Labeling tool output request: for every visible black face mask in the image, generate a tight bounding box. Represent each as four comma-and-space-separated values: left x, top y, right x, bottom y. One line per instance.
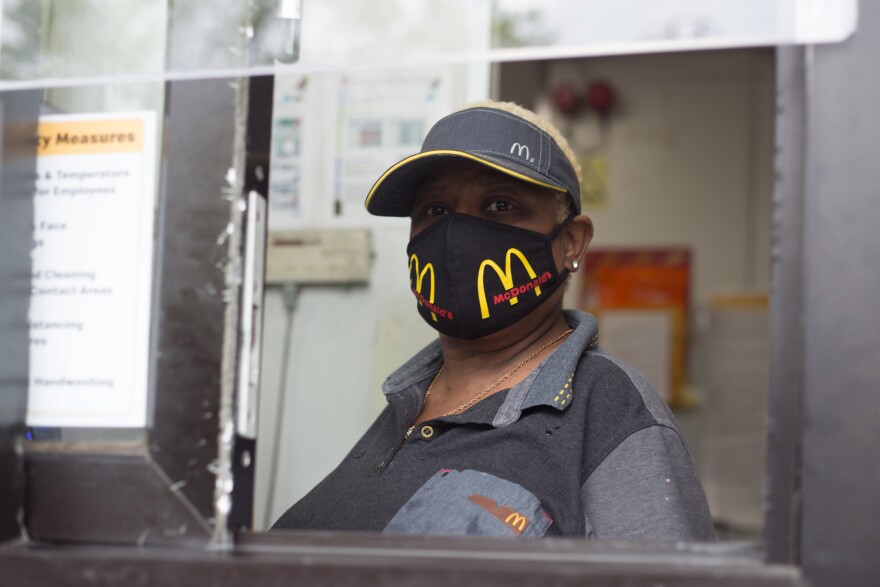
406, 213, 569, 339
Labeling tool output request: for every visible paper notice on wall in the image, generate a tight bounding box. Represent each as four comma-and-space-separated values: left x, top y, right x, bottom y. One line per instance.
701, 294, 769, 531
599, 309, 673, 402
333, 69, 452, 222
269, 74, 310, 222
577, 154, 609, 210
578, 249, 690, 406
27, 112, 157, 428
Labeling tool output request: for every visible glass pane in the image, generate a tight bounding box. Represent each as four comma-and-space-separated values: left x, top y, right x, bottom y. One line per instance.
256, 49, 774, 542
24, 81, 165, 443
0, 0, 291, 85
0, 0, 856, 89
1, 0, 826, 542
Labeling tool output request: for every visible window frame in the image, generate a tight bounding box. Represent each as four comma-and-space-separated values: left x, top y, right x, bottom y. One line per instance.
6, 4, 880, 577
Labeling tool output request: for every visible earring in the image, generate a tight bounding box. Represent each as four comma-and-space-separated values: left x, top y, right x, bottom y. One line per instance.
572, 260, 579, 270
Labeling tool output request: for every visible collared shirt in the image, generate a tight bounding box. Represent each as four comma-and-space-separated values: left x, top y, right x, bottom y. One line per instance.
273, 310, 714, 540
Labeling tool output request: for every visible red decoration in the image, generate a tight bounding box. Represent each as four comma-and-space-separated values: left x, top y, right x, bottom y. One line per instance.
586, 82, 615, 116
551, 83, 580, 117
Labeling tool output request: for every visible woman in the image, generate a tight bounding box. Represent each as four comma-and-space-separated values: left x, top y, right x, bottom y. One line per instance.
273, 101, 714, 540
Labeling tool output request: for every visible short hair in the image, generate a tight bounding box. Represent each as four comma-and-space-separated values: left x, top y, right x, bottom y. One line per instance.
461, 100, 581, 223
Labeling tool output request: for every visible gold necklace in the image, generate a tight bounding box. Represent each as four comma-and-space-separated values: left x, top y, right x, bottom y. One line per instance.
403, 329, 573, 442
427, 328, 574, 416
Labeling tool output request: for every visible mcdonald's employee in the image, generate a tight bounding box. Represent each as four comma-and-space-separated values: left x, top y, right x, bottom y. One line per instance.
273, 101, 714, 540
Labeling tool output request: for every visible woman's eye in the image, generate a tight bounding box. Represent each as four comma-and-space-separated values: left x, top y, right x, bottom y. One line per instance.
486, 199, 513, 212
424, 204, 448, 217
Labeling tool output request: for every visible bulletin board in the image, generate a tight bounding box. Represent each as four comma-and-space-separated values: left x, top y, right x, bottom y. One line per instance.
267, 68, 456, 230
577, 248, 692, 407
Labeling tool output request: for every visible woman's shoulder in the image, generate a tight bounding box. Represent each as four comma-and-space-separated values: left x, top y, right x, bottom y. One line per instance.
573, 347, 677, 428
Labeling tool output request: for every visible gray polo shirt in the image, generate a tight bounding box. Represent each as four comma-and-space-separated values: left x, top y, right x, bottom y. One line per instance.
273, 310, 714, 540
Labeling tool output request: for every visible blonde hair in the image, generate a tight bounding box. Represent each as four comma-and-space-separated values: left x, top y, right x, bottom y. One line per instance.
460, 100, 581, 223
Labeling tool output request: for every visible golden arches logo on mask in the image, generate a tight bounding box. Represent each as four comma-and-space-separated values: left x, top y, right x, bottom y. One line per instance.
408, 254, 453, 321
477, 248, 552, 320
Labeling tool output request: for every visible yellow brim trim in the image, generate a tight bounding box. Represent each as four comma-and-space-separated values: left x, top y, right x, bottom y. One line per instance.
364, 150, 567, 213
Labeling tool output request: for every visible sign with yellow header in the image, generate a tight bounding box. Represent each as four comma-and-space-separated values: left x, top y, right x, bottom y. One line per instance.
37, 118, 145, 156
27, 112, 157, 428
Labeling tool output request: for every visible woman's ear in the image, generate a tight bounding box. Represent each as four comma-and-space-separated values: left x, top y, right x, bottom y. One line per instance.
564, 215, 593, 272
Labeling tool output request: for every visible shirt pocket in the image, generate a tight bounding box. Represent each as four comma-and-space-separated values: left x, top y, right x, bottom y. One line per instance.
383, 469, 553, 538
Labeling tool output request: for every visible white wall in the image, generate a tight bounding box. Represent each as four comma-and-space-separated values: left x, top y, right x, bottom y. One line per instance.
505, 50, 775, 300
255, 226, 437, 528
256, 49, 776, 529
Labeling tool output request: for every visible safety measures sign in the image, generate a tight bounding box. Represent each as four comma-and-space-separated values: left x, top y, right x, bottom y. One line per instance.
27, 112, 157, 428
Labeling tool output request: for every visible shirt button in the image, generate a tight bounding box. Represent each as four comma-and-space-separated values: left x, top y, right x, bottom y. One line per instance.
420, 425, 434, 439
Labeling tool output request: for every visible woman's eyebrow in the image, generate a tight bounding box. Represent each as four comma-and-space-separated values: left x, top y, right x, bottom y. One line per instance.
480, 177, 530, 191
484, 182, 547, 200
412, 184, 446, 200
415, 175, 457, 192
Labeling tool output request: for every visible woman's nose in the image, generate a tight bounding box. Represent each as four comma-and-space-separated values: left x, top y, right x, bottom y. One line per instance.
448, 201, 482, 216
